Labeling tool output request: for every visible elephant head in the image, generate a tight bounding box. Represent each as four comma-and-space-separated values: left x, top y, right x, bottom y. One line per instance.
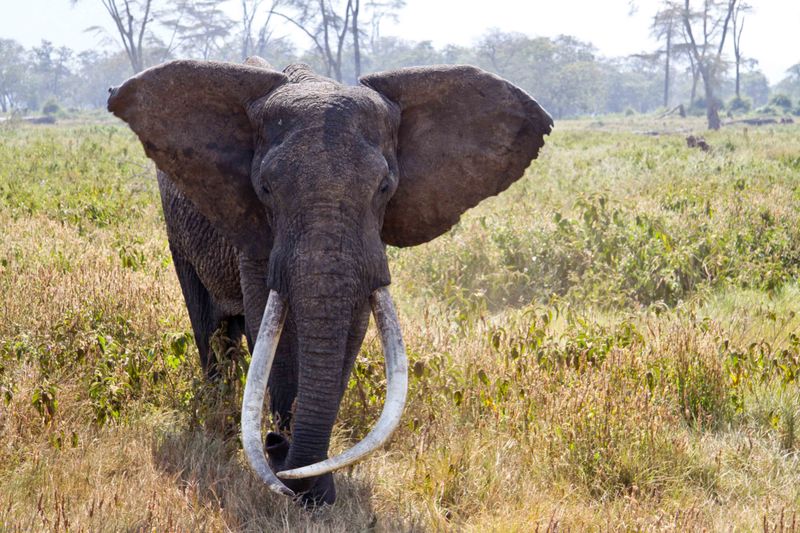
108, 59, 552, 504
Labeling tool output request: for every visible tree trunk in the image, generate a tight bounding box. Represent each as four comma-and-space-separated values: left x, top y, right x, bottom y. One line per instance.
680, 0, 737, 129
735, 58, 741, 99
685, 48, 698, 108
664, 29, 671, 108
700, 66, 721, 130
733, 7, 745, 99
103, 0, 149, 73
241, 0, 251, 60
706, 100, 720, 130
319, 0, 336, 79
53, 70, 60, 100
333, 0, 351, 83
351, 0, 361, 79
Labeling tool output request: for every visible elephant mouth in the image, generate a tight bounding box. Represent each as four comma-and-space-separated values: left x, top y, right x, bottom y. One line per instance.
240, 287, 408, 498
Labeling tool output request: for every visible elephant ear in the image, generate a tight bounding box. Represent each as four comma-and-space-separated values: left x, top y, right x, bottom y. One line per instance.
361, 65, 553, 247
108, 60, 287, 257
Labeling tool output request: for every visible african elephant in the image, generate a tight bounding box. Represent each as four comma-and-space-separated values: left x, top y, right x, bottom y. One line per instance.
107, 57, 552, 506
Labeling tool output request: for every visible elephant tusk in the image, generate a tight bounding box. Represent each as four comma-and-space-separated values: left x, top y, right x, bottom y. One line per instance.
241, 290, 295, 498
276, 286, 408, 480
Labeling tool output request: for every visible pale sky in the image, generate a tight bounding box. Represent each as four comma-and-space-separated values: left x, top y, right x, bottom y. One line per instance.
1, 0, 797, 83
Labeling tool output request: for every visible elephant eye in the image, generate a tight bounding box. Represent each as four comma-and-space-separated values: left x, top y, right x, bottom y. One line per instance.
261, 182, 271, 195
379, 177, 390, 194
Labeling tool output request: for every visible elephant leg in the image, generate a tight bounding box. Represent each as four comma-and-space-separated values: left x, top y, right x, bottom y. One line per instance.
239, 258, 298, 434
242, 311, 297, 432
223, 314, 247, 370
171, 250, 231, 379
226, 315, 247, 352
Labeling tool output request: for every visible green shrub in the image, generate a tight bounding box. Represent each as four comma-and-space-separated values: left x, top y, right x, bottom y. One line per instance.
42, 100, 61, 115
769, 94, 793, 111
728, 96, 751, 113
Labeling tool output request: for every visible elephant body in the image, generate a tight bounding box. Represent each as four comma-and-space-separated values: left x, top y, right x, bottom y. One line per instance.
109, 59, 552, 505
158, 152, 367, 503
158, 172, 244, 338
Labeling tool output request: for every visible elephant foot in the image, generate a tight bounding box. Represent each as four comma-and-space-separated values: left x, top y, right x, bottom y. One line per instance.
265, 432, 336, 507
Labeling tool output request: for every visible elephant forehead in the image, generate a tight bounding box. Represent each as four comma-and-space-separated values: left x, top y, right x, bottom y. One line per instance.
261, 84, 399, 132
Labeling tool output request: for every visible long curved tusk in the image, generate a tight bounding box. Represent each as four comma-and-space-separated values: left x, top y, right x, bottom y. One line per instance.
241, 290, 295, 497
276, 286, 408, 480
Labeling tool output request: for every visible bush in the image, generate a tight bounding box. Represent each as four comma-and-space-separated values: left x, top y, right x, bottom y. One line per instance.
728, 96, 751, 113
769, 94, 793, 111
42, 100, 61, 115
690, 97, 724, 116
689, 98, 707, 116
624, 107, 636, 117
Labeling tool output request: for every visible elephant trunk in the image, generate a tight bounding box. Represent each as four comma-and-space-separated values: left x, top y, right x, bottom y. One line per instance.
283, 271, 358, 472
240, 229, 408, 501
277, 286, 407, 479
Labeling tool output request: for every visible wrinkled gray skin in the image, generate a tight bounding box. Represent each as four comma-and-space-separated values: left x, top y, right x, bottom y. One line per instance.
108, 58, 552, 506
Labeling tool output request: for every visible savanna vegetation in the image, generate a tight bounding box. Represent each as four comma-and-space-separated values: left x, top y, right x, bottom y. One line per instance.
1, 116, 800, 530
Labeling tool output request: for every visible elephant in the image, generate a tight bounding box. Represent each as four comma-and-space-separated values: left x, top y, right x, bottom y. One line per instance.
107, 57, 552, 506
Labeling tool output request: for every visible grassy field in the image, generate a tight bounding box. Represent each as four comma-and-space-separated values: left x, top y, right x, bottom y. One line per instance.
1, 115, 800, 531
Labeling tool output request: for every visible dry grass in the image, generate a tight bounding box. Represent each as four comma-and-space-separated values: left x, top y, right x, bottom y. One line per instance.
1, 120, 800, 531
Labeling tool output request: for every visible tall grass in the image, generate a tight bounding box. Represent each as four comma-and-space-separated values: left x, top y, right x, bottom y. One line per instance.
1, 119, 799, 530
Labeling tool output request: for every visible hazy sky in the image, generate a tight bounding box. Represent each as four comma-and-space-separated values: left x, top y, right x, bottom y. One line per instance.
1, 0, 797, 83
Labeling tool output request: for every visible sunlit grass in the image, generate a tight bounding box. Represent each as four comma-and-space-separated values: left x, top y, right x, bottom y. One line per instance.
1, 120, 799, 530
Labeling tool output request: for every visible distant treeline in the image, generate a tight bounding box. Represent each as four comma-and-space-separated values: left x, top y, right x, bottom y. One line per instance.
0, 30, 798, 118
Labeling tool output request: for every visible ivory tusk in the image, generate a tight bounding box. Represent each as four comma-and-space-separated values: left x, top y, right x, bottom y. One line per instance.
240, 290, 295, 497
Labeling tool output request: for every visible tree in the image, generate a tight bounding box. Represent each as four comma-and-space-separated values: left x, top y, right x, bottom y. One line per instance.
270, 0, 404, 82
0, 39, 27, 112
75, 0, 157, 73
469, 31, 631, 119
477, 30, 525, 73
775, 63, 800, 102
31, 41, 74, 102
670, 39, 701, 106
549, 61, 606, 117
787, 63, 800, 82
366, 36, 443, 73
240, 0, 286, 60
679, 0, 738, 130
74, 50, 132, 107
730, 1, 751, 99
474, 32, 553, 102
741, 70, 768, 106
607, 55, 662, 113
270, 0, 354, 81
161, 0, 235, 60
652, 2, 682, 107
351, 1, 404, 78
241, 0, 262, 59
350, 0, 361, 77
